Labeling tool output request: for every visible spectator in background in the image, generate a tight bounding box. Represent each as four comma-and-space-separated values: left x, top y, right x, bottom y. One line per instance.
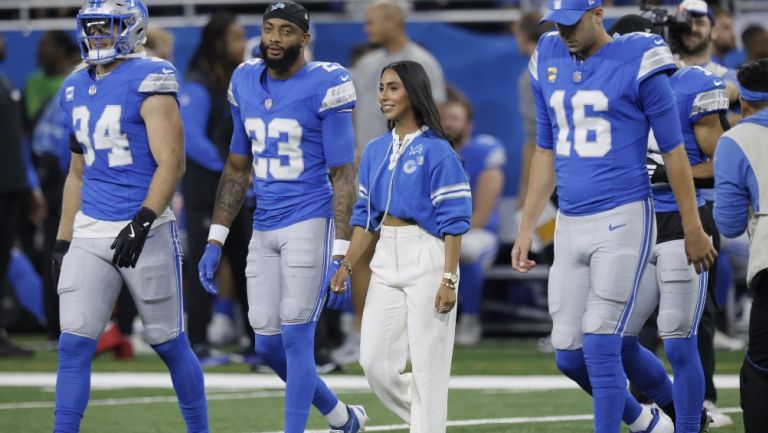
0, 33, 34, 357
513, 10, 550, 210
179, 13, 251, 365
440, 87, 506, 346
353, 0, 446, 150
742, 25, 768, 62
145, 26, 175, 62
712, 59, 768, 433
674, 0, 739, 103
710, 8, 744, 69
24, 31, 79, 133
27, 31, 79, 344
335, 0, 446, 367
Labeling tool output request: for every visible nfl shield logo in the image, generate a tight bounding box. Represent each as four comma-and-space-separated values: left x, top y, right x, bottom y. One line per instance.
88, 84, 97, 96
264, 98, 273, 109
572, 71, 582, 83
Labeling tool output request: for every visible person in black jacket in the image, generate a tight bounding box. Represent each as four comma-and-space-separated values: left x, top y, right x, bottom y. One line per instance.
179, 13, 251, 362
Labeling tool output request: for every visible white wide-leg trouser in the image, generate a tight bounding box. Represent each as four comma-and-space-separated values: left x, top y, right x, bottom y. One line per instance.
359, 225, 457, 433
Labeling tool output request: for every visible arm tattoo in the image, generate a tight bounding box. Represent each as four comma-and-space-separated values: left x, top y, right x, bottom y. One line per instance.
329, 162, 356, 240
211, 169, 249, 227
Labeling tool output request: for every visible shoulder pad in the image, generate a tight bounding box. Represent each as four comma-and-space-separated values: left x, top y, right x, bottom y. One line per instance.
312, 62, 356, 113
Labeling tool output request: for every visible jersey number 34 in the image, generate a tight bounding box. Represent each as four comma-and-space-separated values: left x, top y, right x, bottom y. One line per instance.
549, 90, 611, 158
72, 105, 132, 167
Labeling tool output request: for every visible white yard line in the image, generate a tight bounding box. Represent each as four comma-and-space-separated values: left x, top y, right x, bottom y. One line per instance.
246, 407, 745, 433
0, 372, 742, 390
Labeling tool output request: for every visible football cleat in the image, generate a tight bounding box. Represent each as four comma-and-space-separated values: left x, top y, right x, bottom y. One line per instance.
330, 405, 368, 433
632, 407, 674, 433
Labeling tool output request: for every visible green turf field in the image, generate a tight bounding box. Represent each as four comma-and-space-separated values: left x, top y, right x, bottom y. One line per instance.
0, 338, 747, 432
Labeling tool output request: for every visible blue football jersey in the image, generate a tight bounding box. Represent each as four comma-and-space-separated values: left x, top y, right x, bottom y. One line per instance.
651, 66, 728, 212
60, 55, 180, 221
228, 59, 357, 231
530, 32, 677, 215
459, 134, 506, 232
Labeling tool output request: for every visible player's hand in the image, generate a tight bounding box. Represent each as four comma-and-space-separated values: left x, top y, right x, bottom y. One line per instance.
198, 243, 222, 295
110, 207, 156, 268
511, 232, 536, 273
684, 228, 717, 274
434, 283, 456, 314
51, 240, 70, 289
646, 153, 668, 185
325, 258, 351, 310
328, 261, 351, 310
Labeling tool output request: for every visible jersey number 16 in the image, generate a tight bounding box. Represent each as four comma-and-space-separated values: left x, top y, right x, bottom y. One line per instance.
549, 90, 611, 158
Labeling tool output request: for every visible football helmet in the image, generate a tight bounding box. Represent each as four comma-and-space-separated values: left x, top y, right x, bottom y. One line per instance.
76, 0, 148, 65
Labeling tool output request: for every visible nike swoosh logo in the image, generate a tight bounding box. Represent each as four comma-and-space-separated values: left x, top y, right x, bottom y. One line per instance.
654, 40, 664, 45
129, 225, 135, 239
162, 68, 174, 74
714, 81, 722, 86
341, 75, 350, 82
609, 223, 626, 232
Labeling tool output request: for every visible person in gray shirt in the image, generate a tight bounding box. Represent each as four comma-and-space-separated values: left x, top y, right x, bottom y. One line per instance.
352, 0, 446, 152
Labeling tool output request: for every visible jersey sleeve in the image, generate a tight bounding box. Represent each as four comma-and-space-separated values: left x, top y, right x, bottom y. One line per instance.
322, 110, 355, 167
135, 59, 180, 100
58, 79, 82, 154
713, 136, 753, 237
640, 72, 683, 153
689, 78, 729, 124
430, 152, 472, 237
316, 64, 356, 118
632, 34, 676, 88
180, 82, 225, 171
530, 49, 554, 150
350, 144, 383, 231
228, 69, 251, 156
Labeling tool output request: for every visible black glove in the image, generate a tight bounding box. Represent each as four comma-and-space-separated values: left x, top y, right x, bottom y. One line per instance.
51, 240, 71, 288
111, 207, 157, 268
646, 153, 668, 185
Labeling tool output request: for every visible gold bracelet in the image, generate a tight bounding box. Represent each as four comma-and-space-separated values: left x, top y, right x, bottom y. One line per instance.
340, 259, 353, 275
441, 280, 457, 290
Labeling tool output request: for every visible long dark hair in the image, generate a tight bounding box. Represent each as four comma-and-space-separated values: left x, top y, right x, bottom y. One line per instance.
381, 60, 452, 146
188, 12, 238, 90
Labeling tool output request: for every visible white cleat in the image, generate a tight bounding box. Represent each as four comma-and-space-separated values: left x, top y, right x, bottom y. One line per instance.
704, 400, 734, 428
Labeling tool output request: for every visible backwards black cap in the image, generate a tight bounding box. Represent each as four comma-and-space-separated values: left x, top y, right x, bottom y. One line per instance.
263, 1, 310, 33
607, 14, 658, 37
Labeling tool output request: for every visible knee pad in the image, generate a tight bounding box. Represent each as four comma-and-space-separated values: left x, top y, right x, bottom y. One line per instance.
59, 303, 110, 340
657, 310, 689, 338
142, 325, 178, 346
551, 325, 583, 351
279, 299, 306, 324
248, 308, 278, 334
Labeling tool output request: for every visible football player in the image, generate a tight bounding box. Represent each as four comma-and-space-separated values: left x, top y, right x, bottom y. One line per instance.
51, 1, 208, 432
197, 2, 366, 432
512, 1, 716, 432
610, 14, 729, 433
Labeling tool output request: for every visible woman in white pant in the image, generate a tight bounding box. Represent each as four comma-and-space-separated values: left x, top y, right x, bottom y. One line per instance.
330, 60, 472, 433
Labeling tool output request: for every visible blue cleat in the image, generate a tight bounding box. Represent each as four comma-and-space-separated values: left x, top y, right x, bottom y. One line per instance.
330, 405, 368, 433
